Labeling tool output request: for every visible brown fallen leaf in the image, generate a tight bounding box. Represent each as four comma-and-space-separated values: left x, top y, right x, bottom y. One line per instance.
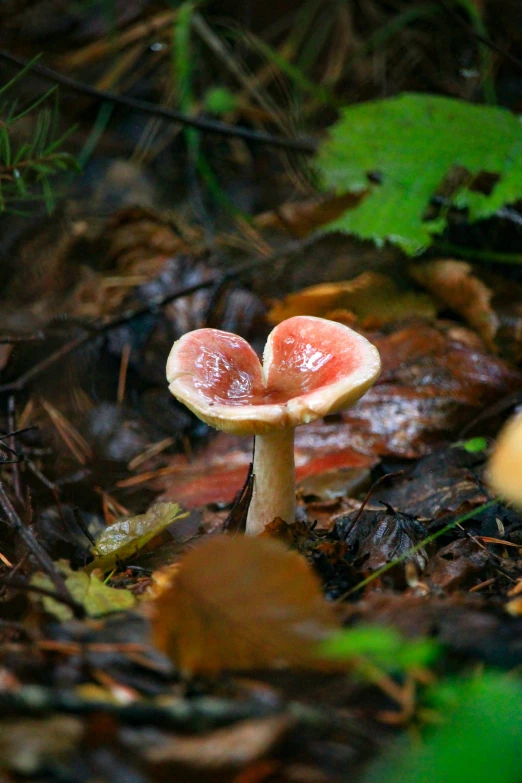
268, 272, 436, 328
409, 260, 497, 350
424, 538, 490, 593
371, 447, 488, 520
158, 431, 376, 509
342, 320, 521, 458
410, 259, 522, 361
254, 193, 365, 238
151, 535, 339, 674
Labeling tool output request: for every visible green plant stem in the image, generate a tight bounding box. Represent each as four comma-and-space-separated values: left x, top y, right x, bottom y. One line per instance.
436, 243, 522, 265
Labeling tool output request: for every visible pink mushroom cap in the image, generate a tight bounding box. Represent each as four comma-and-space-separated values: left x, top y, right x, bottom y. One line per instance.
166, 316, 381, 435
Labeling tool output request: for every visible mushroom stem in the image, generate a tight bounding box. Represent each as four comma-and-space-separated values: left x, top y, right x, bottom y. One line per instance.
246, 428, 296, 535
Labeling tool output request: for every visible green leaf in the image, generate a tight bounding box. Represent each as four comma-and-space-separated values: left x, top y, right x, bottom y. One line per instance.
88, 502, 188, 573
453, 436, 488, 453
32, 562, 135, 622
204, 87, 238, 116
317, 93, 522, 254
320, 626, 440, 672
363, 674, 522, 783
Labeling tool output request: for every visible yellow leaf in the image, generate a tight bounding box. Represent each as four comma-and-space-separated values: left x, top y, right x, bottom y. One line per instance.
32, 561, 135, 621
88, 502, 188, 573
268, 272, 435, 327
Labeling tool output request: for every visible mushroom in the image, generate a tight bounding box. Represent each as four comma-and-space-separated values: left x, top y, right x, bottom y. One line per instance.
488, 413, 522, 507
167, 315, 381, 535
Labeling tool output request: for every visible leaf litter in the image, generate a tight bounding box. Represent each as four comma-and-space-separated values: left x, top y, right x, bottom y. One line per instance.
2, 9, 522, 782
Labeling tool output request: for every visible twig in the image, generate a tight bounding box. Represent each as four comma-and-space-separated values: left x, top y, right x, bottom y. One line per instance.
0, 333, 88, 394
0, 234, 320, 395
0, 49, 317, 152
7, 396, 22, 502
0, 480, 76, 610
434, 0, 522, 71
0, 332, 45, 344
0, 684, 366, 736
0, 426, 38, 441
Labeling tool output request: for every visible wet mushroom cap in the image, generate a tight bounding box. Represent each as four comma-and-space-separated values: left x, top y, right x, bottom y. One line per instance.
167, 315, 381, 435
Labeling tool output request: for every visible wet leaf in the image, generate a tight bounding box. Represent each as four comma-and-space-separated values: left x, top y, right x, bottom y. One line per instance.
268, 272, 436, 328
158, 431, 376, 509
410, 260, 497, 350
372, 447, 489, 521
342, 321, 521, 458
152, 535, 339, 674
88, 502, 188, 573
32, 561, 135, 621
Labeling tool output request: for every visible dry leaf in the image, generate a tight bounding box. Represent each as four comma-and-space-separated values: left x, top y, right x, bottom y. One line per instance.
268, 272, 436, 328
152, 536, 339, 674
254, 194, 364, 237
143, 715, 292, 773
410, 260, 497, 349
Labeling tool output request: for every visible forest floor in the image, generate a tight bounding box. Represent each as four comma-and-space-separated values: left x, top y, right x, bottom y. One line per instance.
1, 2, 522, 782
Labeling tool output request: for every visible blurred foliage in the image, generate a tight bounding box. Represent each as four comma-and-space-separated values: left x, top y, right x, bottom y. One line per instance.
362, 673, 522, 783
321, 626, 440, 673
317, 93, 522, 254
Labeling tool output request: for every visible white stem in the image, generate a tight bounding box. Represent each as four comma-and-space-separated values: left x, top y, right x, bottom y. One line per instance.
245, 428, 296, 535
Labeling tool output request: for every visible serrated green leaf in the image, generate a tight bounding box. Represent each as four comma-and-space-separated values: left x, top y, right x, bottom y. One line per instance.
88, 502, 188, 573
32, 561, 135, 622
317, 93, 522, 254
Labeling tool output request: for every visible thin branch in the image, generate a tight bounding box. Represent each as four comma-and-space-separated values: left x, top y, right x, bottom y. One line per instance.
0, 234, 320, 395
0, 480, 77, 611
0, 332, 45, 344
434, 0, 522, 71
0, 49, 317, 153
